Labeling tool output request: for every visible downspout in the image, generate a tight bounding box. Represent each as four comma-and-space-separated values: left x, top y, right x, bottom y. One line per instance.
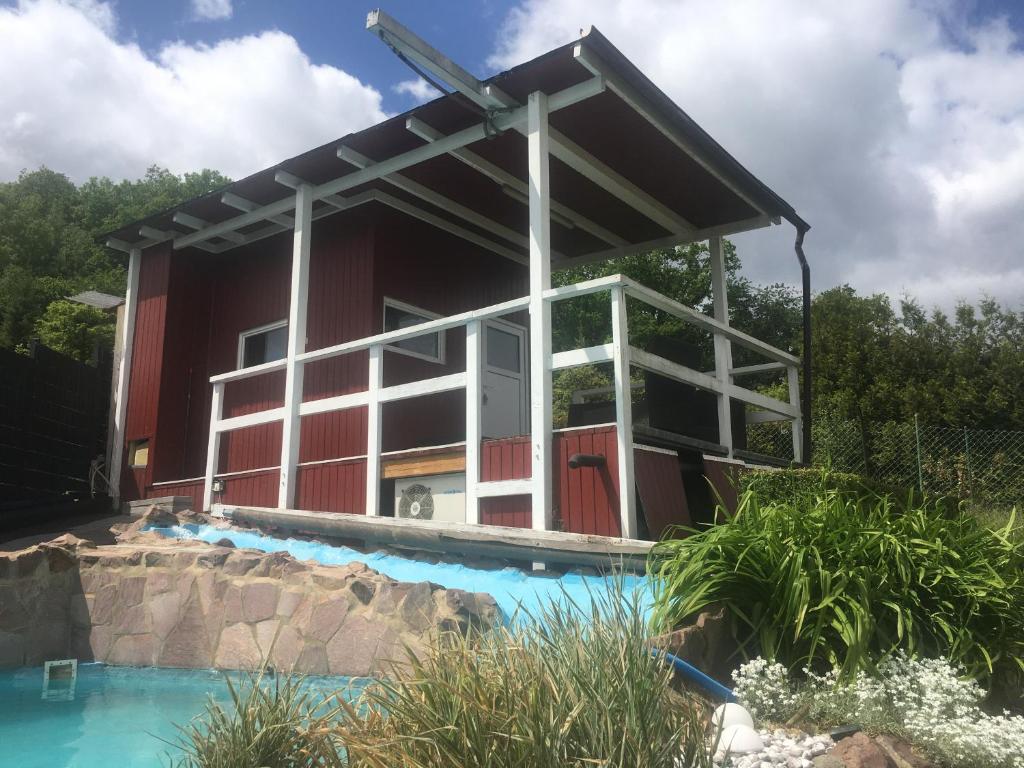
794, 225, 812, 464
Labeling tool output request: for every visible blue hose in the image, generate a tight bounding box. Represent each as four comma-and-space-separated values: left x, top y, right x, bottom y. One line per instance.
655, 650, 736, 702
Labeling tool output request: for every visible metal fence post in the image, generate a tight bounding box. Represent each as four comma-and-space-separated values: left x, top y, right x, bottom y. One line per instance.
964, 426, 973, 497
914, 413, 924, 494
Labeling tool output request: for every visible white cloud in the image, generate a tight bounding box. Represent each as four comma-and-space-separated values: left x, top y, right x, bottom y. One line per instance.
490, 0, 1024, 309
191, 0, 232, 22
393, 77, 441, 104
0, 0, 386, 183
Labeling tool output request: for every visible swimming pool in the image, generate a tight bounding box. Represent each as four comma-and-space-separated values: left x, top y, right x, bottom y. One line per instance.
0, 664, 358, 768
148, 523, 654, 624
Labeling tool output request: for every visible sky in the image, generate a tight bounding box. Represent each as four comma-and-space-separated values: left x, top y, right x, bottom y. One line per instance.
1, 0, 1023, 311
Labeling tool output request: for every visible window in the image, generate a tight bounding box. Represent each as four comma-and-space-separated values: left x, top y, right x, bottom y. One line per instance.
128, 438, 150, 468
486, 325, 521, 373
238, 320, 288, 369
383, 299, 445, 363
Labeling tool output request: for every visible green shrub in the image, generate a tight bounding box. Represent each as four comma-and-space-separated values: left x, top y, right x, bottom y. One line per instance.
171, 671, 344, 767
337, 583, 713, 768
650, 478, 1024, 685
739, 466, 918, 506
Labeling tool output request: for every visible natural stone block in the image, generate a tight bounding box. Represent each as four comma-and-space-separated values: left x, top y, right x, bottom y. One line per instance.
254, 619, 281, 658
831, 733, 896, 768
88, 625, 114, 660
308, 598, 350, 642
119, 576, 147, 607
91, 584, 118, 625
159, 597, 212, 668
326, 614, 390, 676
350, 578, 376, 605
223, 553, 263, 576
0, 630, 25, 666
0, 585, 30, 631
400, 582, 436, 631
269, 625, 302, 671
276, 590, 304, 618
114, 603, 151, 636
150, 591, 185, 640
241, 582, 279, 623
215, 622, 261, 668
69, 593, 92, 628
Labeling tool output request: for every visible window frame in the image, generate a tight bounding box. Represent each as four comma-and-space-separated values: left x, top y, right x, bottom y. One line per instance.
237, 319, 289, 370
382, 297, 446, 364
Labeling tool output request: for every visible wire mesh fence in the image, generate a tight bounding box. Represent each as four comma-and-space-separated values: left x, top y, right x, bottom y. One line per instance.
747, 414, 1024, 511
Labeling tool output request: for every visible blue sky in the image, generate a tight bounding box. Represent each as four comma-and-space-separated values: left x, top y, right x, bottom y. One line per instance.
1, 0, 1023, 307
112, 1, 520, 113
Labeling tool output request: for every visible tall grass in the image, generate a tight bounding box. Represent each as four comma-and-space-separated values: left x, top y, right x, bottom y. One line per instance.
339, 583, 712, 767
172, 583, 714, 768
650, 478, 1024, 684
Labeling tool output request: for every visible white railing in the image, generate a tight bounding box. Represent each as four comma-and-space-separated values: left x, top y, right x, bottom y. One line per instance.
202, 274, 802, 534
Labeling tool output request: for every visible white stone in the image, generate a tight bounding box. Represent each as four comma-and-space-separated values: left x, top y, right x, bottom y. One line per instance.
718, 724, 765, 755
712, 702, 755, 730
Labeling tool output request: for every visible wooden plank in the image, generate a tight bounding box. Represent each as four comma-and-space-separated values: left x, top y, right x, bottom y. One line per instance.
216, 503, 652, 569
382, 452, 465, 479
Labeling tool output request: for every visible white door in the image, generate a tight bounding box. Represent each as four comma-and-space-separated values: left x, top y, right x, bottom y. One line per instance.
482, 320, 527, 439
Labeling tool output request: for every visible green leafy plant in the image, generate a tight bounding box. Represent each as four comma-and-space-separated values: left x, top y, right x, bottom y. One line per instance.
650, 475, 1024, 685
171, 670, 345, 768
337, 582, 713, 768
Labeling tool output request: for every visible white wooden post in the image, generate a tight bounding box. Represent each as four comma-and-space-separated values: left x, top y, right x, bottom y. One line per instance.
203, 382, 223, 511
465, 320, 482, 524
610, 286, 638, 539
709, 236, 735, 456
109, 247, 140, 508
527, 90, 553, 532
365, 344, 384, 515
788, 365, 803, 463
278, 184, 314, 509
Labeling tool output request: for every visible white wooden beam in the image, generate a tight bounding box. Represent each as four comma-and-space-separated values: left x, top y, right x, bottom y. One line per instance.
611, 285, 637, 539
278, 183, 313, 509
172, 77, 602, 252
216, 407, 287, 433
550, 343, 614, 370
465, 320, 482, 524
366, 344, 384, 516
710, 235, 735, 457
338, 145, 563, 259
788, 364, 803, 463
109, 246, 140, 508
221, 191, 295, 228
366, 9, 517, 109
377, 372, 466, 403
203, 382, 224, 512
406, 116, 628, 248
528, 90, 552, 533
475, 478, 533, 498
172, 212, 246, 244
555, 215, 776, 269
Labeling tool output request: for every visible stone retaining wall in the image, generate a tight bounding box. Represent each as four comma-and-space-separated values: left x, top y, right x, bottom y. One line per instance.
0, 534, 499, 676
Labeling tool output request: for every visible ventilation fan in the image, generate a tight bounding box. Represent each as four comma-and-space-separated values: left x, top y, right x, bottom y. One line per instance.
397, 483, 434, 520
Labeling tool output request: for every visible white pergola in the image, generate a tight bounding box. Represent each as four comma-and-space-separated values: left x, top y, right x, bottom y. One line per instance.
107, 11, 806, 538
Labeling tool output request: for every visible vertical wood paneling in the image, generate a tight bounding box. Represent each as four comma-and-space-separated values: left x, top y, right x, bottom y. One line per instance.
295, 460, 366, 513
146, 479, 204, 512
634, 448, 690, 540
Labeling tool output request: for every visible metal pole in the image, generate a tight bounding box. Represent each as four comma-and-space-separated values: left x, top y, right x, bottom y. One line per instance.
964, 426, 973, 496
914, 413, 924, 494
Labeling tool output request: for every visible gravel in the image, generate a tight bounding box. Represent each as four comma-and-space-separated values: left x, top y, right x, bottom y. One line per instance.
713, 729, 834, 768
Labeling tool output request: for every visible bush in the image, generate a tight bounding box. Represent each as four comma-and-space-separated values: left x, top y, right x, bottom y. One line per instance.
739, 466, 920, 506
733, 654, 1024, 768
171, 671, 344, 767
650, 476, 1024, 685
337, 583, 713, 768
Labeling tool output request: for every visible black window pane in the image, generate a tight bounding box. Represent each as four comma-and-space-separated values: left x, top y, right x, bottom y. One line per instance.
385, 305, 440, 359
242, 324, 288, 368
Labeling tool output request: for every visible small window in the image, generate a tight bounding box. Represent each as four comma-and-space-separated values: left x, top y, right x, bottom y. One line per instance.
486, 325, 521, 373
128, 439, 150, 468
238, 320, 288, 369
383, 299, 444, 363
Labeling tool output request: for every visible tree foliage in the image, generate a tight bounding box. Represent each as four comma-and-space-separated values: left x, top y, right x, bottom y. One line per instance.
0, 166, 229, 361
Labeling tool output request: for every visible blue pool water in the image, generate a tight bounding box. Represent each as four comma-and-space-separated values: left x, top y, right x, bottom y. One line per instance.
149, 523, 654, 623
0, 664, 359, 768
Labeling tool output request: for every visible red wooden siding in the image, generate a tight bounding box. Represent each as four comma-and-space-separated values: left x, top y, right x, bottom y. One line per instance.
552, 425, 621, 537
121, 243, 172, 500
702, 457, 742, 514
634, 447, 690, 540
147, 479, 204, 512
480, 435, 532, 528
296, 459, 366, 514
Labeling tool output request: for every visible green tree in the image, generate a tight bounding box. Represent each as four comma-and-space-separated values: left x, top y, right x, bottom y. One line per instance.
34, 299, 116, 363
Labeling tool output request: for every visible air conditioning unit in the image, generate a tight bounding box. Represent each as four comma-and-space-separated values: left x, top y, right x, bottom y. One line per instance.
394, 473, 466, 524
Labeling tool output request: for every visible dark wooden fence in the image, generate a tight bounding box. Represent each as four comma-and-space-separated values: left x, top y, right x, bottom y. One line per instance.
0, 342, 111, 529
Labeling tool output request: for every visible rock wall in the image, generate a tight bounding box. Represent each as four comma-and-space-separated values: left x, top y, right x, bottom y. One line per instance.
0, 535, 499, 676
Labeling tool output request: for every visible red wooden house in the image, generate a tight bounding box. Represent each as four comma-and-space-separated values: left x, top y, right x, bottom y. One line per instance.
104, 12, 810, 542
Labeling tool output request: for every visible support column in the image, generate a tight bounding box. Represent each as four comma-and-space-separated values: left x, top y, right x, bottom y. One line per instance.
465, 320, 482, 524
109, 247, 141, 508
527, 90, 553, 531
202, 382, 223, 511
278, 184, 313, 509
788, 365, 803, 463
709, 236, 735, 457
365, 344, 383, 515
611, 286, 637, 539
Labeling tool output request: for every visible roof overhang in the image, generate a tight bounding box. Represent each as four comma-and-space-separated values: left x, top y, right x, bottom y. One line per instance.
105, 12, 807, 267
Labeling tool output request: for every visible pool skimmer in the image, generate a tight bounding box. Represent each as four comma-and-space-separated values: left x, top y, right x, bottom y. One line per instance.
42, 659, 77, 701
